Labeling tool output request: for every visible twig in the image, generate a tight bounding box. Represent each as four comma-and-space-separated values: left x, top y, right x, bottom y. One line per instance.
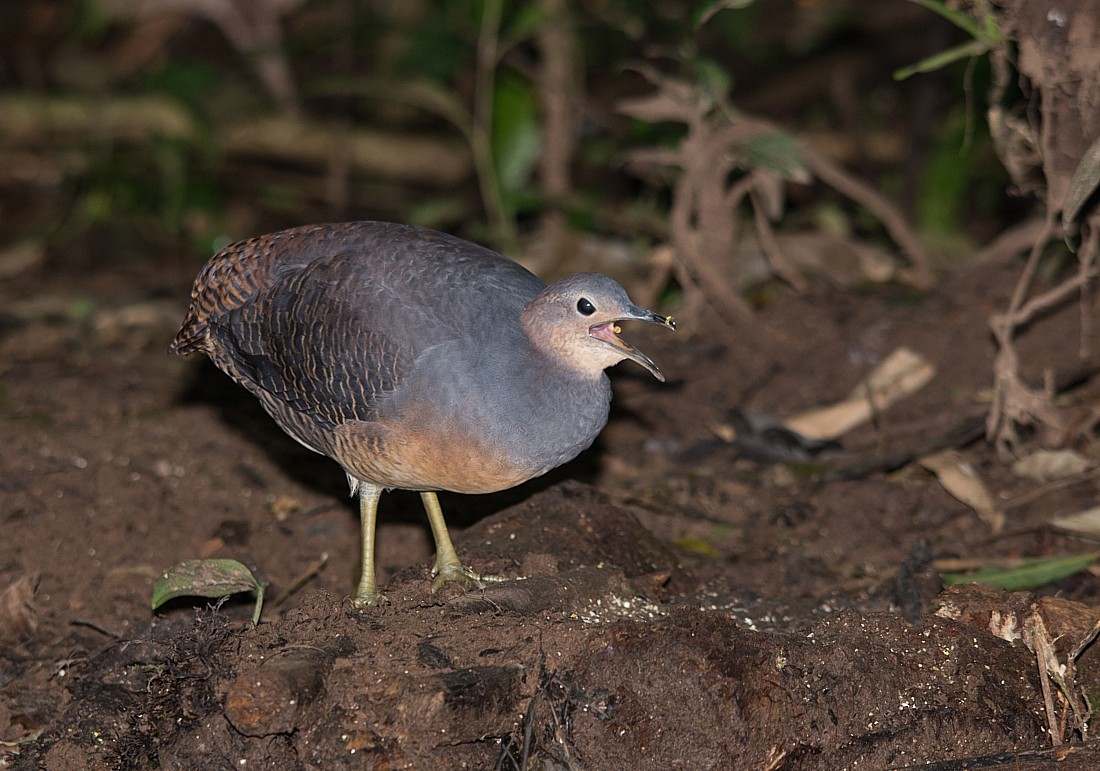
668, 139, 758, 329
986, 216, 1066, 452
750, 185, 807, 292
535, 0, 578, 264
472, 0, 516, 249
69, 618, 122, 640
988, 245, 1098, 447
1078, 216, 1100, 357
763, 746, 789, 771
1012, 266, 1097, 329
1003, 467, 1100, 511
970, 218, 1057, 266
800, 144, 932, 288
134, 0, 304, 117
519, 675, 541, 770
1007, 214, 1063, 317
1024, 612, 1064, 745
1069, 616, 1100, 662
271, 552, 329, 607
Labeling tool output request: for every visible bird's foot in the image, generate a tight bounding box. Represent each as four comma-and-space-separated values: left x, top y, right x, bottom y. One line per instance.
351, 590, 389, 608
430, 560, 506, 595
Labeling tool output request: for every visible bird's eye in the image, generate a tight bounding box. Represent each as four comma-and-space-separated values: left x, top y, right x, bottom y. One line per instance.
576, 298, 596, 316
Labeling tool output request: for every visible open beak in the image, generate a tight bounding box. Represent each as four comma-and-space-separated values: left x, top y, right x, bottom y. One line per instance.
589, 307, 676, 382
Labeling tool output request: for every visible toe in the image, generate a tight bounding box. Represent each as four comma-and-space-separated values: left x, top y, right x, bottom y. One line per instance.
430, 564, 485, 594
352, 591, 389, 608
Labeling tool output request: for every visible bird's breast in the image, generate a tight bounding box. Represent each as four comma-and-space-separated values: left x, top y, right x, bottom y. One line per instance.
331, 370, 612, 495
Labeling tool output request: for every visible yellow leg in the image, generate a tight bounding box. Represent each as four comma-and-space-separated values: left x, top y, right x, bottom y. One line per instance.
352, 483, 385, 607
420, 491, 503, 593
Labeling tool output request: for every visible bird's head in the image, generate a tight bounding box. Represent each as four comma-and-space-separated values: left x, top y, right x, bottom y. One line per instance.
522, 273, 675, 381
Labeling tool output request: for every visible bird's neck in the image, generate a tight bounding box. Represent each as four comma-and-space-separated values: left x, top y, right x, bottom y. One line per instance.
520, 305, 609, 379
495, 352, 612, 474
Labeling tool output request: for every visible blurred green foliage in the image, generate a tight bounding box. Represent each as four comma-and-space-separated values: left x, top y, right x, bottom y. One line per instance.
141, 63, 221, 113
916, 106, 1005, 236
72, 133, 224, 256
397, 8, 475, 83
942, 552, 1100, 592
491, 72, 541, 218
894, 0, 1001, 81
0, 0, 1011, 265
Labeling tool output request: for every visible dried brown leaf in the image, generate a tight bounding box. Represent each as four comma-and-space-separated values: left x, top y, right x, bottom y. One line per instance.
617, 91, 695, 125
784, 347, 935, 440
919, 449, 1002, 530
0, 574, 39, 646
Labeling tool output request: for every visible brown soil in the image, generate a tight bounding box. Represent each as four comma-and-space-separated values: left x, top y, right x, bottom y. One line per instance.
5, 245, 1100, 769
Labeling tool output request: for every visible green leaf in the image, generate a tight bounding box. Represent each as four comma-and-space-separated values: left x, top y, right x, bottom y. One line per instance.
671, 536, 721, 559
893, 39, 991, 81
152, 559, 266, 626
895, 1, 1001, 80
404, 196, 470, 229
740, 131, 808, 182
694, 57, 733, 103
942, 552, 1100, 592
396, 12, 473, 84
695, 0, 757, 30
499, 5, 551, 52
142, 63, 219, 109
1062, 135, 1100, 234
491, 73, 541, 200
916, 109, 972, 234
315, 76, 472, 135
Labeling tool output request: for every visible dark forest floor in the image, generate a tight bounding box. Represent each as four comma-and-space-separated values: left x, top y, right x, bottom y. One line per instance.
5, 235, 1100, 769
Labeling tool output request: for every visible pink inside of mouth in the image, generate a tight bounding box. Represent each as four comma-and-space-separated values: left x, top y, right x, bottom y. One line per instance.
589, 322, 623, 347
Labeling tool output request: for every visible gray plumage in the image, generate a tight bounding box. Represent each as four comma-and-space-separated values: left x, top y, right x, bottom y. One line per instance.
172, 221, 674, 604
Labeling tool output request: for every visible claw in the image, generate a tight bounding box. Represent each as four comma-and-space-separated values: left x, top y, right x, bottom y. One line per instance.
351, 590, 389, 608
430, 561, 506, 594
